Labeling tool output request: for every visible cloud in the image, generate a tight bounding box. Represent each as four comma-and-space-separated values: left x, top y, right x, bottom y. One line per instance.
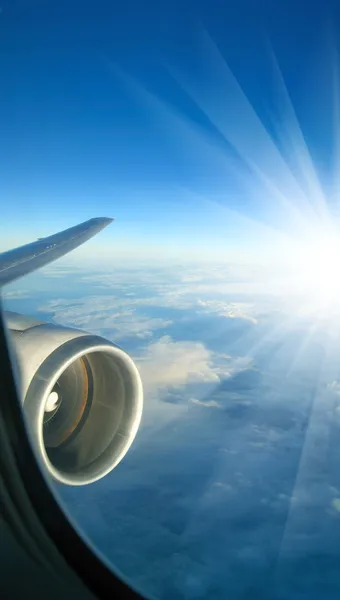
32, 261, 320, 335
136, 335, 220, 390
197, 300, 258, 323
38, 280, 254, 405
331, 498, 340, 513
3, 289, 32, 299
327, 381, 340, 396
134, 337, 252, 428
213, 482, 233, 491
35, 264, 268, 353
63, 328, 338, 600
72, 263, 283, 304
41, 292, 250, 387
190, 398, 221, 408
40, 269, 81, 279
38, 295, 172, 340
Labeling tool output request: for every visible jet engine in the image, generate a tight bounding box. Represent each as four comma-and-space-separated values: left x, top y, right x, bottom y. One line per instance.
5, 311, 143, 486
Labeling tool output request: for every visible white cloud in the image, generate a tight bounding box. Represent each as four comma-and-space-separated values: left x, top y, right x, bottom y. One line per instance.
72, 264, 280, 302
39, 285, 254, 396
134, 337, 251, 430
213, 482, 233, 491
3, 289, 32, 299
136, 335, 220, 390
39, 283, 260, 333
30, 264, 275, 357
196, 299, 258, 323
190, 398, 221, 408
40, 289, 255, 376
40, 269, 81, 279
327, 381, 340, 396
38, 295, 172, 339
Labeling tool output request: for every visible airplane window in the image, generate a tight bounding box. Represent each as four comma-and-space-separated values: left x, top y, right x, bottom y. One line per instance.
2, 1, 340, 599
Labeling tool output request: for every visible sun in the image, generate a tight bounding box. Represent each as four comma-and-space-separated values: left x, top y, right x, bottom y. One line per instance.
281, 227, 340, 316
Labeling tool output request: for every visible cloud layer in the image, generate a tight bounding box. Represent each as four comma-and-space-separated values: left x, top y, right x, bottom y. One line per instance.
7, 262, 340, 600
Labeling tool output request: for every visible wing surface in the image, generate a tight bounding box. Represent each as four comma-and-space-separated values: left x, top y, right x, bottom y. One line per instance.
0, 217, 113, 286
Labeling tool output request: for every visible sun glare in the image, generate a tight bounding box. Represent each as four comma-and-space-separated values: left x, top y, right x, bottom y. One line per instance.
281, 228, 340, 315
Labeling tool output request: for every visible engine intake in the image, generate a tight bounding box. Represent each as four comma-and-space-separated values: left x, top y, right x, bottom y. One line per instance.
6, 312, 143, 486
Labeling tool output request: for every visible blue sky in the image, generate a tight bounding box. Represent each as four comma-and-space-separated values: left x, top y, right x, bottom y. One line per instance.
1, 0, 340, 261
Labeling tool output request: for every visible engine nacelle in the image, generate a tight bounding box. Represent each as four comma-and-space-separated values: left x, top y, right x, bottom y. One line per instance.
5, 311, 143, 486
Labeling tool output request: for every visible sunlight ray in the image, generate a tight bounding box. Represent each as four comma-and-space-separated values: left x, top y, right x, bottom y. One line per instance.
169, 29, 320, 226
331, 46, 340, 206
274, 333, 336, 570
283, 320, 322, 379
268, 44, 330, 221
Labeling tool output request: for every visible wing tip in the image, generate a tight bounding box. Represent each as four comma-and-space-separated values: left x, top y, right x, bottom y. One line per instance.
92, 217, 115, 229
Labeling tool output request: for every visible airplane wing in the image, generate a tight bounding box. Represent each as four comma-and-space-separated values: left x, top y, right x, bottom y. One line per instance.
0, 217, 114, 287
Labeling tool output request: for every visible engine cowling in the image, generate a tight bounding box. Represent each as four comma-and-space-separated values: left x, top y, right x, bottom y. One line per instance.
5, 311, 143, 486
